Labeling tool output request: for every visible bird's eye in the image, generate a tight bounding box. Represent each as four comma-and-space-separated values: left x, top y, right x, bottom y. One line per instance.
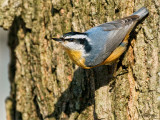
68, 38, 74, 41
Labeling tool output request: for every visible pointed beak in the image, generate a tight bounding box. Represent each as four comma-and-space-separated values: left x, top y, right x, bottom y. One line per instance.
52, 38, 63, 42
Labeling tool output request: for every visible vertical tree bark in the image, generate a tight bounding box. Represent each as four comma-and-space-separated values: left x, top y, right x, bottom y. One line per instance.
0, 0, 159, 120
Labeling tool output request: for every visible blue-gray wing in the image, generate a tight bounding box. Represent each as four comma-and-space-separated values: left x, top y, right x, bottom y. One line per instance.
84, 15, 139, 66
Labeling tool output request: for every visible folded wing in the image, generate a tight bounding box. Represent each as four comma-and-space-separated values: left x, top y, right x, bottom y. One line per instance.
85, 15, 139, 66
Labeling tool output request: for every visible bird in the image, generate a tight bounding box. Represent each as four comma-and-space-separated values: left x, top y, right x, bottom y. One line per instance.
52, 7, 149, 69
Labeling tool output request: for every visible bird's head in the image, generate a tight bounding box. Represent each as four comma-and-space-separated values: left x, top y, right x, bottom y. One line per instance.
52, 32, 92, 53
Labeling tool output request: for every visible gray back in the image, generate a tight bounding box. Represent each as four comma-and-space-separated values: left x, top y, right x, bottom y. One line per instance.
84, 15, 139, 66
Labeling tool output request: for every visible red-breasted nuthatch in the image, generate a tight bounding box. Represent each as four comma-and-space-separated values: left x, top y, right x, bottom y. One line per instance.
52, 7, 148, 69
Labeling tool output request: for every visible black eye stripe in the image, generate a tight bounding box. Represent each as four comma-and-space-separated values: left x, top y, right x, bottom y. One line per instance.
64, 38, 85, 43
79, 39, 85, 44
64, 38, 74, 41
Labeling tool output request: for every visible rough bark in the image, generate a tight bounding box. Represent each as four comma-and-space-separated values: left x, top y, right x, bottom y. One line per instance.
0, 0, 159, 120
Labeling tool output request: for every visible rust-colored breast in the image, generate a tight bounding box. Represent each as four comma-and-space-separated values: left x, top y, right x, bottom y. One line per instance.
64, 48, 91, 69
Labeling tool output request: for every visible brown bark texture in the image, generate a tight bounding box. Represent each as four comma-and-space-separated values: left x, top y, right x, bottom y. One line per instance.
0, 0, 160, 120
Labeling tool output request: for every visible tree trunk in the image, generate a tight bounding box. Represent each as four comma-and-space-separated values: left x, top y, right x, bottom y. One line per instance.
0, 0, 159, 120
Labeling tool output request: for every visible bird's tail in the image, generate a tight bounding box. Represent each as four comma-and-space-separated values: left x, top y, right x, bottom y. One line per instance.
132, 7, 149, 20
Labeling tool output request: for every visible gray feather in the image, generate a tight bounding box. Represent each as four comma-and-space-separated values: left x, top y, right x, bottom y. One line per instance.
132, 7, 149, 20
84, 7, 148, 67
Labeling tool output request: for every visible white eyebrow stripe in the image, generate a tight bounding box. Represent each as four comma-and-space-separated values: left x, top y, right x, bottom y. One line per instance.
64, 35, 87, 39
